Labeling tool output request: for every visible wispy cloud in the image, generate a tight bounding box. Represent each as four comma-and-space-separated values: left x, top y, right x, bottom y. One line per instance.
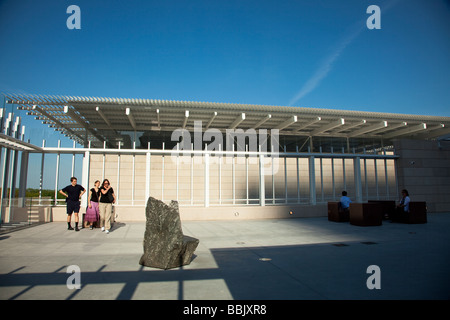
288, 25, 364, 106
288, 0, 400, 106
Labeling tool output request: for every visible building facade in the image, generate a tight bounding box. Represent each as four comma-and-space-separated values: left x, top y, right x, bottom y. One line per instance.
1, 93, 449, 222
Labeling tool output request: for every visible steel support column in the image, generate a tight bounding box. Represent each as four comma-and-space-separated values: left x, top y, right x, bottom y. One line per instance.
309, 155, 316, 205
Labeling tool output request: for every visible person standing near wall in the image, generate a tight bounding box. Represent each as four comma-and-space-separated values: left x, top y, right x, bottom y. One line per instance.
59, 177, 86, 231
99, 179, 116, 234
85, 180, 101, 230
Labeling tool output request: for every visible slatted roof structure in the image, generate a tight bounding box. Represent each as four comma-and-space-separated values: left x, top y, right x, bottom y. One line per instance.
3, 93, 450, 148
0, 132, 42, 152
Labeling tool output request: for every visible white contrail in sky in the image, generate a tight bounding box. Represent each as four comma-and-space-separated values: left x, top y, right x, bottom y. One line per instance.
288, 1, 399, 106
288, 25, 364, 106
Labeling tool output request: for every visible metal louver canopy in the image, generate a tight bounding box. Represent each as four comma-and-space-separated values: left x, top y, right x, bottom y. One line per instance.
3, 92, 449, 147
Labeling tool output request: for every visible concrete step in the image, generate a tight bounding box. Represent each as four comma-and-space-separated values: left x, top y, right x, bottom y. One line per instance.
0, 221, 45, 234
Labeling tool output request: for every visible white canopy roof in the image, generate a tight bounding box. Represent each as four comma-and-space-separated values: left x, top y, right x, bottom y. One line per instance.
3, 93, 449, 147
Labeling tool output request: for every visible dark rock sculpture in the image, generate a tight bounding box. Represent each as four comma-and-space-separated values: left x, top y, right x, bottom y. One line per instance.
139, 197, 199, 269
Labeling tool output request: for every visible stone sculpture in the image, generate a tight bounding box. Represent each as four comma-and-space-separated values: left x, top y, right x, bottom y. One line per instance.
139, 197, 199, 269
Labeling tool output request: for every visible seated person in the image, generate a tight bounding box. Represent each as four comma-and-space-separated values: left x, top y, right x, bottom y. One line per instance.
390, 189, 411, 222
339, 191, 352, 212
396, 189, 410, 213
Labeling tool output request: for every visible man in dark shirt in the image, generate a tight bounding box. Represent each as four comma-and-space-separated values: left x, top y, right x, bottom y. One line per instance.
59, 177, 86, 231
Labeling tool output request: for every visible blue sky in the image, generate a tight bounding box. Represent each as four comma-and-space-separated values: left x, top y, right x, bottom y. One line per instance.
0, 0, 449, 187
1, 0, 449, 116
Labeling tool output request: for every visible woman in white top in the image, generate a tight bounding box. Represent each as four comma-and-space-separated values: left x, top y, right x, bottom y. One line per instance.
397, 189, 411, 212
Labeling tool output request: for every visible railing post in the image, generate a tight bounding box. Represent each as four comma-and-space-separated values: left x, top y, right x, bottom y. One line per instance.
81, 150, 90, 208
204, 149, 210, 207
54, 140, 61, 205
259, 153, 265, 206
39, 140, 45, 206
354, 156, 363, 203
309, 155, 316, 205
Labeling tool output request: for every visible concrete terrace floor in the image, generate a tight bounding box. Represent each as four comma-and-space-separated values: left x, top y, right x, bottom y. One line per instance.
0, 213, 449, 300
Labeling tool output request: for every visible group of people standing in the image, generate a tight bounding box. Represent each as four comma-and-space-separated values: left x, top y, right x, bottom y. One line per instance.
59, 177, 116, 233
